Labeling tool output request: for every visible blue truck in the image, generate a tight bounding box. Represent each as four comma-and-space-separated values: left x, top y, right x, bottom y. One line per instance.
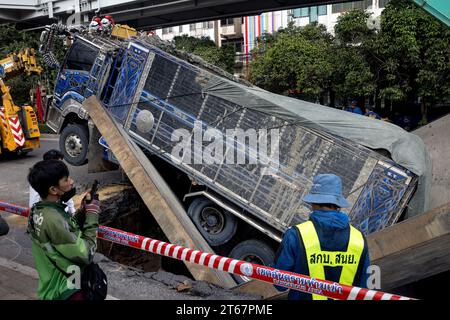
40, 26, 423, 283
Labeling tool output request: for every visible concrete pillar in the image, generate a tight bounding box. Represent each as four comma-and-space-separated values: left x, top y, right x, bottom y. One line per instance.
214, 20, 221, 47
233, 17, 242, 37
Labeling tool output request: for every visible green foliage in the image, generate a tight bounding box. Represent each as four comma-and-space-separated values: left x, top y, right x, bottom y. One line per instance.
250, 22, 334, 101
334, 9, 372, 44
173, 35, 235, 73
0, 24, 40, 55
332, 46, 376, 99
374, 0, 450, 104
332, 9, 377, 100
248, 0, 450, 110
0, 24, 39, 104
249, 18, 377, 102
0, 24, 63, 105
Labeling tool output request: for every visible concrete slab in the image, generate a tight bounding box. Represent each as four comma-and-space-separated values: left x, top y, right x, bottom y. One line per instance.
413, 115, 450, 210
0, 258, 37, 300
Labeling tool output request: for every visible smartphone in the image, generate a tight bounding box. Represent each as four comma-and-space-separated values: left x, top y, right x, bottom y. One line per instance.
89, 180, 99, 201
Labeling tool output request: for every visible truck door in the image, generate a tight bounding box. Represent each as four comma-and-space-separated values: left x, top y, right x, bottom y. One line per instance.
53, 39, 99, 108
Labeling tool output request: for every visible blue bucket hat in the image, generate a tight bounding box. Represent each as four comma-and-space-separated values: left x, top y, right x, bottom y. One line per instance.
302, 174, 350, 208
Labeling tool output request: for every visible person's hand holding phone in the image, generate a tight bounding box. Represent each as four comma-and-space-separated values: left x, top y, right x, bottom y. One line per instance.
80, 180, 100, 215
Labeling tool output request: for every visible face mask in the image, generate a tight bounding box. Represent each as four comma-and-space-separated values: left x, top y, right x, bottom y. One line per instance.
60, 187, 76, 203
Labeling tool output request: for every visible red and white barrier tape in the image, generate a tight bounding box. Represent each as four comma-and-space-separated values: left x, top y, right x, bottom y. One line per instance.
0, 201, 30, 217
0, 200, 415, 300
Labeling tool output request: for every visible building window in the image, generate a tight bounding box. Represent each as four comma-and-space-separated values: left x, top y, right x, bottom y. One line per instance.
292, 7, 309, 18
379, 0, 390, 8
235, 41, 243, 53
310, 6, 318, 22
190, 24, 196, 31
332, 0, 372, 14
179, 26, 183, 33
202, 21, 214, 29
220, 18, 234, 26
162, 27, 173, 34
318, 5, 327, 16
223, 39, 244, 53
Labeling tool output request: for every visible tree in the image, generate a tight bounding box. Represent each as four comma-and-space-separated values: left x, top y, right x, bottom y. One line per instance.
332, 9, 377, 103
248, 0, 449, 123
334, 9, 374, 44
249, 22, 334, 102
332, 46, 376, 101
172, 35, 235, 73
374, 0, 450, 121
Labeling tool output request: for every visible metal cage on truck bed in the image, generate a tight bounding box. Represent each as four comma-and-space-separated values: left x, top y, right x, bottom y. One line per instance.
102, 38, 417, 237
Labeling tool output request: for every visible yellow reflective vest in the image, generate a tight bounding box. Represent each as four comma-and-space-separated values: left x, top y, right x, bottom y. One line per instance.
296, 221, 365, 300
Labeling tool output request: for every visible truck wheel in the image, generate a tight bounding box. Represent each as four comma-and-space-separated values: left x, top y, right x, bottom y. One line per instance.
16, 149, 30, 157
188, 198, 237, 246
229, 239, 276, 284
60, 124, 89, 166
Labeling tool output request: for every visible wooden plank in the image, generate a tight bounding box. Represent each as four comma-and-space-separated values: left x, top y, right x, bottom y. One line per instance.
83, 96, 236, 288
368, 202, 450, 290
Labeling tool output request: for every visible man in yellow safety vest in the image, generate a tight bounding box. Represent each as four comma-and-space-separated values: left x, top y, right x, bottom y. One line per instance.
273, 173, 370, 300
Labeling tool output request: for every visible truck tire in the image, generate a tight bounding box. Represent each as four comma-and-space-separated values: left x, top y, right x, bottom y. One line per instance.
16, 149, 30, 157
229, 239, 276, 284
60, 124, 89, 166
188, 198, 237, 246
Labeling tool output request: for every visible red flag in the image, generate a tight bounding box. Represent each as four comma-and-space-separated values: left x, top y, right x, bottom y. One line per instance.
36, 85, 44, 123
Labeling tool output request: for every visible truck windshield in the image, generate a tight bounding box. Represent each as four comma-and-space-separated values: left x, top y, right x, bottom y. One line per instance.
64, 40, 99, 72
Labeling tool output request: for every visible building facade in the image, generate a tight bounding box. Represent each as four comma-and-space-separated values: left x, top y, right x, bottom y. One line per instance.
155, 0, 389, 75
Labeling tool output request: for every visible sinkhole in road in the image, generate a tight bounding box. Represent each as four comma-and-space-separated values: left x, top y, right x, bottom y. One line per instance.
93, 185, 193, 279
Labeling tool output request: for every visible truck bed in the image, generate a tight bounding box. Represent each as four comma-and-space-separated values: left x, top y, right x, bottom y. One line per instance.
103, 37, 417, 236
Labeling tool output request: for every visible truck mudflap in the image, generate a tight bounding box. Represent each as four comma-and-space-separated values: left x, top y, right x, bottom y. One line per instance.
19, 105, 40, 139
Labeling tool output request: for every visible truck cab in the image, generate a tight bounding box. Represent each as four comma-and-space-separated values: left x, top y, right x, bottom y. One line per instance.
45, 36, 123, 165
